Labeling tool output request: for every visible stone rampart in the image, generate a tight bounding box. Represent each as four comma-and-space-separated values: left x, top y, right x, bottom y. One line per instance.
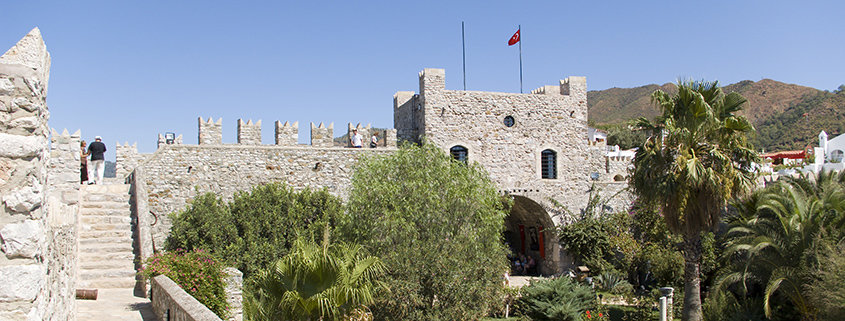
151, 275, 222, 321
134, 143, 395, 251
310, 122, 333, 147
274, 121, 298, 146
0, 28, 77, 321
236, 119, 261, 145
198, 117, 222, 145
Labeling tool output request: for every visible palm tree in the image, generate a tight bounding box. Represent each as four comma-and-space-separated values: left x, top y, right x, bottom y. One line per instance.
249, 228, 386, 321
717, 171, 845, 320
630, 80, 758, 321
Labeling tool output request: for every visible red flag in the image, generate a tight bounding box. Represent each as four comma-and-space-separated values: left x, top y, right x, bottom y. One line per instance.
508, 28, 520, 46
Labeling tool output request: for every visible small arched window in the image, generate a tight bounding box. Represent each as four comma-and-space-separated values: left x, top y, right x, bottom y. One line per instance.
831, 150, 844, 163
541, 149, 557, 179
450, 145, 468, 164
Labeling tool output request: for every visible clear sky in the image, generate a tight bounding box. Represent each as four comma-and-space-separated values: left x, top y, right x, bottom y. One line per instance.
4, 0, 844, 157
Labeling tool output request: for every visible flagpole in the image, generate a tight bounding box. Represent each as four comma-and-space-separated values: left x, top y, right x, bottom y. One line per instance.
462, 21, 467, 91
518, 25, 523, 93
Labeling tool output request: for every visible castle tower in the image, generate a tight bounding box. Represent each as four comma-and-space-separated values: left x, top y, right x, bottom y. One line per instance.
310, 122, 333, 147
198, 117, 222, 145
275, 121, 298, 146
237, 119, 261, 145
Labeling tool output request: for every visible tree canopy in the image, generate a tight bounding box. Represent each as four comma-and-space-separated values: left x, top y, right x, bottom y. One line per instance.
339, 142, 510, 320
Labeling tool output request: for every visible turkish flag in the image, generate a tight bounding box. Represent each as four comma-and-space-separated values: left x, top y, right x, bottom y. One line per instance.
508, 29, 520, 46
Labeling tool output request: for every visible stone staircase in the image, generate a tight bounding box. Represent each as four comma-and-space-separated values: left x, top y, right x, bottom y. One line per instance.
78, 184, 137, 289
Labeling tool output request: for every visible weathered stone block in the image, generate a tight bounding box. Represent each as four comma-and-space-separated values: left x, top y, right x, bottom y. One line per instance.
3, 184, 42, 213
0, 220, 44, 259
0, 264, 44, 302
10, 116, 39, 129
0, 133, 43, 158
0, 78, 14, 95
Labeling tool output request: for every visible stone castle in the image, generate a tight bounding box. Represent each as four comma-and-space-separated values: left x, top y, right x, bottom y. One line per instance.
0, 28, 631, 319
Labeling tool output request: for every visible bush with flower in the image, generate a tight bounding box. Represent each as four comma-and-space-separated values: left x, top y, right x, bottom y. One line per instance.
140, 249, 229, 318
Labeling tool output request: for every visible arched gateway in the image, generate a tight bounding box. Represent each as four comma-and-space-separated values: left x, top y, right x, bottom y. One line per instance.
504, 196, 560, 276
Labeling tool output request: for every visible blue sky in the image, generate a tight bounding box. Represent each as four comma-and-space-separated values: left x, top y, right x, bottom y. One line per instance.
4, 1, 844, 157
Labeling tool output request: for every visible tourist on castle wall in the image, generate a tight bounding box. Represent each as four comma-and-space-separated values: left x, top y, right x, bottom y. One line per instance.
87, 136, 107, 184
350, 129, 363, 148
80, 140, 89, 184
370, 131, 379, 148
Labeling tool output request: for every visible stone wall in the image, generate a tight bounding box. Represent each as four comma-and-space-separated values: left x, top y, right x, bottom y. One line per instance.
310, 122, 333, 147
115, 142, 154, 180
0, 28, 77, 321
198, 117, 222, 145
399, 68, 609, 223
135, 144, 394, 250
274, 121, 298, 146
151, 275, 222, 321
236, 119, 261, 145
222, 268, 243, 321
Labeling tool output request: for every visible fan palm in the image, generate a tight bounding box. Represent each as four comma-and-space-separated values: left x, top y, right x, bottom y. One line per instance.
717, 171, 845, 320
249, 230, 386, 321
630, 80, 757, 321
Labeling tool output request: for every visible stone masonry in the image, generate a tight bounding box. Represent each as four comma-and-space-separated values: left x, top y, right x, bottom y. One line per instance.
274, 121, 298, 146
198, 117, 222, 145
0, 28, 78, 321
237, 119, 261, 145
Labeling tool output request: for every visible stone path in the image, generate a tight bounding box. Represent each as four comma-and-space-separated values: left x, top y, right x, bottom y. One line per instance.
76, 288, 155, 320
508, 275, 545, 288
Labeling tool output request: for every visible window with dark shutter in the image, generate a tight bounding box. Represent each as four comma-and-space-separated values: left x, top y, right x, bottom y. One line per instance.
541, 149, 557, 179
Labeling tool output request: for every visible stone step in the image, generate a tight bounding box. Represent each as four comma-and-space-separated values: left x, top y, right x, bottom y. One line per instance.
82, 184, 131, 194
79, 230, 133, 239
78, 252, 135, 263
78, 236, 133, 246
81, 202, 130, 210
79, 268, 136, 279
78, 223, 132, 232
79, 243, 133, 254
78, 277, 138, 289
80, 208, 132, 216
80, 215, 132, 225
79, 260, 136, 271
82, 195, 130, 204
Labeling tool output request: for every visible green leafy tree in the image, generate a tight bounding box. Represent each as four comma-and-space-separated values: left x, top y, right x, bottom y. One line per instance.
630, 81, 758, 321
248, 228, 386, 321
166, 183, 344, 280
339, 143, 509, 320
516, 276, 595, 321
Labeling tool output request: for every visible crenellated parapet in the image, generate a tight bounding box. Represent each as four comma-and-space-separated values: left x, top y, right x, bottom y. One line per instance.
237, 119, 261, 145
157, 133, 183, 149
347, 123, 371, 147
275, 121, 298, 146
530, 76, 587, 100
310, 122, 334, 147
198, 117, 222, 145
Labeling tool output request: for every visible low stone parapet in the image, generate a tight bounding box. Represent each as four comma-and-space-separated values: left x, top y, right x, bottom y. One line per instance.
150, 275, 221, 321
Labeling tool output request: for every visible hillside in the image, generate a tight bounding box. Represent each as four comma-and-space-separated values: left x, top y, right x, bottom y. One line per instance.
588, 79, 843, 151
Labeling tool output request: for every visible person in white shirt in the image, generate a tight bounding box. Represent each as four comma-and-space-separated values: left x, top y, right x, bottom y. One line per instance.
350, 129, 363, 148
370, 131, 379, 148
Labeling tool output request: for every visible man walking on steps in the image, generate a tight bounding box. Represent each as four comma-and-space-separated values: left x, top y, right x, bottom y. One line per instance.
87, 136, 107, 185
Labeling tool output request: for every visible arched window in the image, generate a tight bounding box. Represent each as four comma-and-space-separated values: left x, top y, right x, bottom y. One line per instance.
541, 149, 557, 179
450, 145, 468, 164
832, 150, 844, 163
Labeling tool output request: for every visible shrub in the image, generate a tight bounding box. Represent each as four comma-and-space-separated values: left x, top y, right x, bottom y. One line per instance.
248, 233, 386, 321
166, 183, 344, 281
141, 249, 229, 318
516, 276, 594, 321
339, 143, 509, 320
595, 272, 633, 295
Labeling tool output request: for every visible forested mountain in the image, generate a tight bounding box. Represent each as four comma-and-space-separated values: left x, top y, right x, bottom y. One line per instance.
588, 80, 844, 151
